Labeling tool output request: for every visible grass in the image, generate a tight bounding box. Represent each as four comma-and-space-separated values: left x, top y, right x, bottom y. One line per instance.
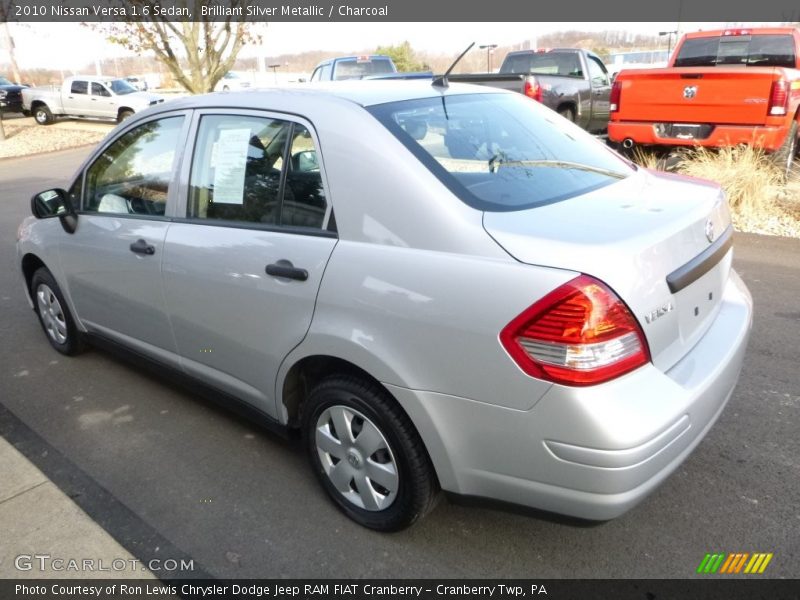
630, 145, 800, 238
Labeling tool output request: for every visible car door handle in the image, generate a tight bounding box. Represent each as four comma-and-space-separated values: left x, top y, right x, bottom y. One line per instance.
129, 239, 156, 255
266, 261, 308, 281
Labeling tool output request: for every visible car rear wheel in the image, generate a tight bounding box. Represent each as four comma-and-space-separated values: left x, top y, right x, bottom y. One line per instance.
33, 105, 53, 125
31, 267, 84, 355
773, 121, 798, 181
558, 106, 576, 123
303, 375, 439, 531
118, 109, 134, 123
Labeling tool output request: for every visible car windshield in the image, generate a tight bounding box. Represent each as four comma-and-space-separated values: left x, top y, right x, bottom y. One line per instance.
368, 93, 633, 212
224, 72, 240, 79
674, 34, 796, 67
333, 58, 395, 80
107, 79, 137, 95
0, 76, 13, 85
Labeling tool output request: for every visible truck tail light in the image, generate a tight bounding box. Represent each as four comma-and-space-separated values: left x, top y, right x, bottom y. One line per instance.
523, 76, 542, 102
500, 275, 650, 386
610, 80, 622, 113
768, 80, 788, 116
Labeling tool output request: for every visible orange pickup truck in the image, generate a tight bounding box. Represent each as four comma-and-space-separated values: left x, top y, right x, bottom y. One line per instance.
608, 27, 800, 177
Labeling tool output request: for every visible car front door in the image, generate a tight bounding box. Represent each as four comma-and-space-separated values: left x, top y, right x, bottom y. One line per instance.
58, 112, 191, 365
162, 111, 337, 416
586, 55, 611, 132
90, 82, 116, 119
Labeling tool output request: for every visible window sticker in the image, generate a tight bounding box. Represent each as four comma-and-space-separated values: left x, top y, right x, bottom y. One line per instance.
212, 128, 251, 204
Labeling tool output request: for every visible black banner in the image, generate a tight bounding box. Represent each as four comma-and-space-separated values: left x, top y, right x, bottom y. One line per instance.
2, 0, 800, 22
3, 580, 800, 600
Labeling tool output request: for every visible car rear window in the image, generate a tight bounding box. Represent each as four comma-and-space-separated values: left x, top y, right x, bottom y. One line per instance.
368, 93, 632, 212
500, 52, 583, 78
333, 58, 395, 80
674, 34, 796, 68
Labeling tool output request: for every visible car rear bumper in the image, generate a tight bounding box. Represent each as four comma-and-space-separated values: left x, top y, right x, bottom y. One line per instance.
387, 270, 752, 520
608, 120, 789, 151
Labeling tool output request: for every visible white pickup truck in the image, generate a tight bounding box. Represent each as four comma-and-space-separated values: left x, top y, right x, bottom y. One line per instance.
21, 75, 165, 125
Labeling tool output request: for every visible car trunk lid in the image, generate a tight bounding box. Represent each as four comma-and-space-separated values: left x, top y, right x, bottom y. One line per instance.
483, 168, 733, 373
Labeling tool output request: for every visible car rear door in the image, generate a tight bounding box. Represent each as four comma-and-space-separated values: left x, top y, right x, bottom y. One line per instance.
58, 111, 192, 365
63, 79, 89, 115
161, 110, 337, 417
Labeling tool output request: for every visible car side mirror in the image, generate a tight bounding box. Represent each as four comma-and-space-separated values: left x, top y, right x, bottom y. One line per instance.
31, 188, 78, 234
293, 150, 319, 172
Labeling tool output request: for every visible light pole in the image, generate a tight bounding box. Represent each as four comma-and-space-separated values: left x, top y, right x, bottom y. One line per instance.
268, 63, 281, 84
659, 31, 678, 57
479, 44, 498, 73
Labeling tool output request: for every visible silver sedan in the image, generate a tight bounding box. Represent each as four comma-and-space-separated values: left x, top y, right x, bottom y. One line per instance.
17, 82, 752, 530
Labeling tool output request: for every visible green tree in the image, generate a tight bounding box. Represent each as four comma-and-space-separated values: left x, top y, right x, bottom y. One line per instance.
375, 41, 429, 72
90, 0, 259, 94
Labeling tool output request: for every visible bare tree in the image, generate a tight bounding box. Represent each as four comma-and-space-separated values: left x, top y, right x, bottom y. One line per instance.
91, 0, 260, 93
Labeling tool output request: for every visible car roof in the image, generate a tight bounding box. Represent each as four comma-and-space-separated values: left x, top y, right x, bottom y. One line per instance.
682, 27, 799, 39
147, 81, 506, 114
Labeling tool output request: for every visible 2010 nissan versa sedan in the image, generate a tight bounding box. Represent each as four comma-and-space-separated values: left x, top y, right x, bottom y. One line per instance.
17, 81, 752, 531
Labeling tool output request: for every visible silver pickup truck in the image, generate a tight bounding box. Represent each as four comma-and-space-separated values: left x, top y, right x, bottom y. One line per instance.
22, 75, 164, 125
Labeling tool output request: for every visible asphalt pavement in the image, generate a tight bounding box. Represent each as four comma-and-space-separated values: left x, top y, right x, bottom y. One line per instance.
0, 147, 798, 579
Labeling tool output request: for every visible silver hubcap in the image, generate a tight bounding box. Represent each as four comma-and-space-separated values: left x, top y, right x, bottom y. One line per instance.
36, 284, 68, 345
35, 111, 46, 123
315, 405, 399, 511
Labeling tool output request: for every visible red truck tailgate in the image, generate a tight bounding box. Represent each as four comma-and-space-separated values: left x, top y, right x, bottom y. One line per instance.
615, 67, 779, 125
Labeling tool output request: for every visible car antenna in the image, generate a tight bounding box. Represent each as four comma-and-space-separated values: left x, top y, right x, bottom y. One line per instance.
432, 42, 475, 89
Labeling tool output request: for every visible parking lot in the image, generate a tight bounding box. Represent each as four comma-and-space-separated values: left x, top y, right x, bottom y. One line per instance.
0, 147, 798, 579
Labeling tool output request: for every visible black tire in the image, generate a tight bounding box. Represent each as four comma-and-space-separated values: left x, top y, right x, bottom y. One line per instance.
33, 105, 53, 125
222, 85, 230, 92
30, 267, 85, 356
302, 375, 439, 531
118, 109, 134, 123
773, 120, 798, 181
558, 106, 576, 123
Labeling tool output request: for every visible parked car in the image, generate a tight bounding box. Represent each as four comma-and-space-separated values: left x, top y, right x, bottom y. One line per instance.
17, 82, 752, 531
609, 27, 800, 178
21, 75, 165, 125
0, 75, 27, 115
124, 76, 149, 91
309, 55, 397, 81
448, 49, 613, 133
214, 71, 251, 92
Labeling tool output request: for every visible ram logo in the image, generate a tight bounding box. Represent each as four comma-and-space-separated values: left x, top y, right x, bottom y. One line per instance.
683, 86, 698, 99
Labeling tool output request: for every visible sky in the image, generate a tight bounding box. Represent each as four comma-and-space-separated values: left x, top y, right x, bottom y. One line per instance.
3, 21, 757, 71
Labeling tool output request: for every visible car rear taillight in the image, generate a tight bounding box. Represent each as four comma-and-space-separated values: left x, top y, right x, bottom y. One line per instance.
523, 76, 542, 102
610, 80, 622, 113
768, 80, 788, 116
500, 275, 650, 386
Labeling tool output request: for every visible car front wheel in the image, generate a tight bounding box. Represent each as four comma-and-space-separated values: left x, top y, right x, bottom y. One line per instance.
31, 267, 84, 355
303, 375, 439, 531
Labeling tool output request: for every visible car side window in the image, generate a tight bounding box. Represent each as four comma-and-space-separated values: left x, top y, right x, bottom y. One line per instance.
587, 57, 610, 87
71, 80, 88, 95
310, 67, 321, 82
281, 125, 327, 229
189, 115, 290, 225
83, 116, 185, 215
91, 82, 110, 97
188, 115, 328, 230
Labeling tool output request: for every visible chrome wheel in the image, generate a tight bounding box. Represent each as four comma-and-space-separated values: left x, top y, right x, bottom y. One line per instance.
36, 283, 68, 345
35, 110, 47, 124
315, 405, 399, 511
